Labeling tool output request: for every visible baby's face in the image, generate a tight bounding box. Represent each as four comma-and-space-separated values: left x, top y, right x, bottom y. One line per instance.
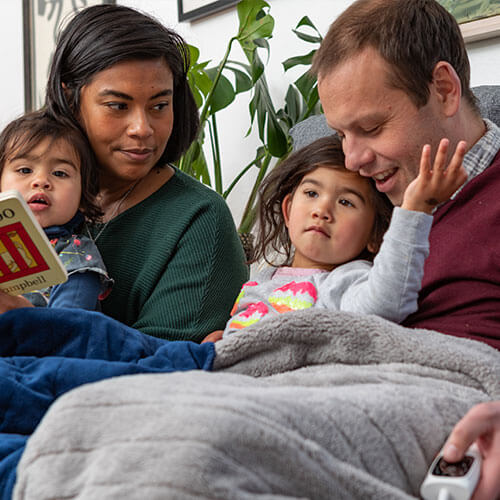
0, 137, 82, 228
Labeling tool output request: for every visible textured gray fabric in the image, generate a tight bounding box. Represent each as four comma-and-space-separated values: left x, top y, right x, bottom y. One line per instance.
289, 113, 335, 151
14, 309, 500, 500
290, 85, 500, 150
473, 85, 500, 125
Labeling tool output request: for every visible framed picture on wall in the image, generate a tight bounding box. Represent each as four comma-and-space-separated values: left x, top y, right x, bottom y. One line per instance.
23, 0, 115, 112
438, 0, 500, 43
178, 0, 239, 22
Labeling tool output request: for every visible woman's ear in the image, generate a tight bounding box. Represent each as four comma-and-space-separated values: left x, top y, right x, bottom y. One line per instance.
430, 61, 461, 117
282, 194, 292, 228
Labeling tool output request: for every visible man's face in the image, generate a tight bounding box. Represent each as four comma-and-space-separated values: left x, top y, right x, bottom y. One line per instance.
318, 47, 447, 206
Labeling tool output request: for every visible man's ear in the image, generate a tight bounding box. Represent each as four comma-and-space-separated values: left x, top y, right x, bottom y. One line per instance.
431, 61, 461, 117
282, 194, 292, 228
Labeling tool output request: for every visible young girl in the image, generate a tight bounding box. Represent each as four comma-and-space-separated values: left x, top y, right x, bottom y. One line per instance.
0, 110, 111, 309
204, 134, 467, 341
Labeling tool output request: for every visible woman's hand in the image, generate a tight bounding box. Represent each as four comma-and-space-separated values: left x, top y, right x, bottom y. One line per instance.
443, 401, 500, 500
402, 138, 468, 214
0, 290, 34, 313
201, 330, 224, 343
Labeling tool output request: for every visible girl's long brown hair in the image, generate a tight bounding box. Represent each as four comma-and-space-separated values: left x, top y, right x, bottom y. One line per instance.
251, 134, 393, 267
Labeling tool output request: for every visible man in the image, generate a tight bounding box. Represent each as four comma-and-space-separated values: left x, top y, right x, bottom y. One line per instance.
314, 0, 500, 351
313, 1, 500, 497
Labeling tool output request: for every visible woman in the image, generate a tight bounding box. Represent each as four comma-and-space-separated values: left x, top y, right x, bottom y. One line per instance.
0, 6, 244, 493
38, 4, 248, 341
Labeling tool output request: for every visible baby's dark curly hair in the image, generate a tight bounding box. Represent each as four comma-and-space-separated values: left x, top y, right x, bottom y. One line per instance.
252, 134, 393, 266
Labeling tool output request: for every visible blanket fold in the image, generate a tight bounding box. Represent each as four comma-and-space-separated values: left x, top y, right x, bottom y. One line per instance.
214, 309, 500, 397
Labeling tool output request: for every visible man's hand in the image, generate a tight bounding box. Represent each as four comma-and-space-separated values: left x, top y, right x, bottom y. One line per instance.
443, 401, 500, 500
0, 290, 34, 313
402, 138, 468, 214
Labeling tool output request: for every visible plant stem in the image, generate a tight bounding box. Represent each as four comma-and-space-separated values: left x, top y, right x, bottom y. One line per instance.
210, 114, 223, 193
223, 152, 266, 199
198, 37, 236, 128
238, 152, 273, 234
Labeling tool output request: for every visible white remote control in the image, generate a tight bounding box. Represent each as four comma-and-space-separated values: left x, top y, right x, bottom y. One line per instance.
420, 444, 482, 500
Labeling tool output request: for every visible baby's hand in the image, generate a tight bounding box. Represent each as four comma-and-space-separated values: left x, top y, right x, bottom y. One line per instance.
201, 330, 224, 343
402, 139, 468, 214
0, 289, 34, 313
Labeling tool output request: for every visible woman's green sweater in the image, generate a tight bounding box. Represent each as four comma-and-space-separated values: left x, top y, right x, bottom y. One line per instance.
88, 169, 248, 342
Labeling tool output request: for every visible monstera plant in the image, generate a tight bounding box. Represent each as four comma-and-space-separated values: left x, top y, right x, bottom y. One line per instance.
178, 0, 323, 254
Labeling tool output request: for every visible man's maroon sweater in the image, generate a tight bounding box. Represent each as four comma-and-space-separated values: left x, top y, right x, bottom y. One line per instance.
404, 151, 500, 350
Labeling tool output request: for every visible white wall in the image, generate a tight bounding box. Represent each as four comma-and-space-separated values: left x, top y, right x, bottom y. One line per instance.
0, 2, 25, 129
3, 0, 500, 226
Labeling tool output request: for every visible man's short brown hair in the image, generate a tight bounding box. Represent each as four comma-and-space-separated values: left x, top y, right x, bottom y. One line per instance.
312, 0, 477, 111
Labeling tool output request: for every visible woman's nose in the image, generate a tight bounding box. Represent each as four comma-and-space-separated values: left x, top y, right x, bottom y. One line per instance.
128, 110, 153, 138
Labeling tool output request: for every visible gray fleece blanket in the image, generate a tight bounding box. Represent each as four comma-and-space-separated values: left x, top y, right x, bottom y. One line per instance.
13, 310, 500, 499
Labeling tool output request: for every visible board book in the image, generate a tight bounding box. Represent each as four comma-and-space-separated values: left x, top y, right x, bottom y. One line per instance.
0, 190, 67, 295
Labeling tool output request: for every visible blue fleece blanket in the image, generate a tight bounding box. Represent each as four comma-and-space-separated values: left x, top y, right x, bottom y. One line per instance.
0, 307, 215, 498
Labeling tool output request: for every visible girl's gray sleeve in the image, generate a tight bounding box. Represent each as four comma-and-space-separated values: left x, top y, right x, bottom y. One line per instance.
318, 207, 433, 323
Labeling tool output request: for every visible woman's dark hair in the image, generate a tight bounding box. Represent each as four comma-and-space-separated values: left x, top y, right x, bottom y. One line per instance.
253, 134, 393, 266
45, 4, 199, 165
0, 110, 102, 222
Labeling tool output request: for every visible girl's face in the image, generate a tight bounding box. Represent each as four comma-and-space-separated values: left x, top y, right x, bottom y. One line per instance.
282, 166, 376, 271
78, 58, 174, 188
0, 137, 82, 228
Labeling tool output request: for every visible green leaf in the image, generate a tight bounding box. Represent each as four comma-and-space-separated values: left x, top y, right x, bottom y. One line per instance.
191, 143, 211, 185
227, 59, 251, 72
225, 66, 253, 93
295, 16, 315, 29
188, 44, 200, 65
253, 86, 267, 140
266, 112, 288, 157
237, 0, 272, 38
295, 71, 316, 100
237, 0, 274, 61
190, 68, 215, 99
292, 29, 322, 44
254, 37, 270, 50
300, 87, 321, 121
248, 91, 258, 123
282, 50, 316, 72
189, 84, 203, 109
206, 68, 236, 113
250, 51, 265, 82
294, 16, 323, 42
284, 85, 301, 123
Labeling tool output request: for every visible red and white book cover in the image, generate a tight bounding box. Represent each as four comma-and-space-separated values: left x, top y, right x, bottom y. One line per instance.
0, 190, 67, 295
